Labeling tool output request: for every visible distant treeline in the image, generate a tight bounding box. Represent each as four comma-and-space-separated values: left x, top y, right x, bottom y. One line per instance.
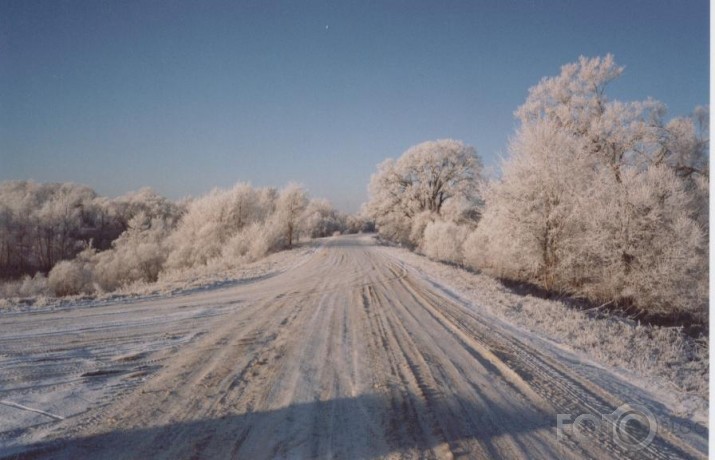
0, 181, 373, 297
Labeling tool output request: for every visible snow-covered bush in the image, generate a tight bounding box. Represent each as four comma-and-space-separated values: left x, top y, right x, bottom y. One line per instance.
0, 182, 182, 284
0, 273, 48, 298
166, 182, 314, 271
579, 164, 707, 315
421, 220, 470, 265
408, 211, 435, 248
47, 255, 94, 297
0, 179, 340, 299
222, 219, 285, 264
166, 183, 263, 270
91, 213, 176, 291
251, 215, 291, 257
221, 223, 259, 263
372, 211, 413, 246
18, 273, 49, 297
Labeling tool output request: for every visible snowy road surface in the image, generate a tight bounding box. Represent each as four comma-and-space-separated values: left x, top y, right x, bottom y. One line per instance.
0, 235, 706, 459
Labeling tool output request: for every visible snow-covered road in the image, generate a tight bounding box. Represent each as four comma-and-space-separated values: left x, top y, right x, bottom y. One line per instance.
0, 235, 706, 459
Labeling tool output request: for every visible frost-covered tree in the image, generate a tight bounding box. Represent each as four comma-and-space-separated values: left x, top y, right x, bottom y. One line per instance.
0, 181, 99, 278
34, 184, 96, 270
166, 183, 265, 269
662, 107, 709, 229
468, 120, 594, 289
301, 198, 344, 238
275, 183, 309, 248
112, 187, 185, 233
366, 139, 482, 246
166, 182, 315, 271
579, 164, 706, 313
91, 211, 178, 291
470, 55, 708, 316
344, 214, 375, 234
222, 186, 340, 263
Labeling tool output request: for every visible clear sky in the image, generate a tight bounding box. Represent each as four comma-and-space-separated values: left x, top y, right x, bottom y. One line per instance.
0, 0, 709, 212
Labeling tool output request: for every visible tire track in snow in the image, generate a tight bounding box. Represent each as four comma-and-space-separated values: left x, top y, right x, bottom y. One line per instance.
1, 235, 705, 459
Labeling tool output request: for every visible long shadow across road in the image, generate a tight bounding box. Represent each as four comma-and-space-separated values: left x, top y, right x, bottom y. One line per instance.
4, 392, 559, 459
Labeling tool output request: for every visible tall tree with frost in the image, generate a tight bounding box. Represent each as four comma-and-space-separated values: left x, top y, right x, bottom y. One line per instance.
470, 120, 594, 289
472, 55, 708, 315
366, 139, 482, 246
275, 183, 309, 248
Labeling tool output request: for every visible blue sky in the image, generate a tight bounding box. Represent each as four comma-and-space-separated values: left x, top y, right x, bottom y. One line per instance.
0, 0, 709, 212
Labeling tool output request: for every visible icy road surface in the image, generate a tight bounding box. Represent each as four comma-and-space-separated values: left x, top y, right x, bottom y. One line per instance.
0, 235, 706, 459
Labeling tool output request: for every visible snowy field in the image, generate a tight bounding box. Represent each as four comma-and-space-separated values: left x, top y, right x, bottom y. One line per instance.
0, 235, 706, 459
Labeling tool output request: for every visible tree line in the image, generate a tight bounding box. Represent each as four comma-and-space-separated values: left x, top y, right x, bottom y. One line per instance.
365, 55, 708, 319
0, 181, 372, 297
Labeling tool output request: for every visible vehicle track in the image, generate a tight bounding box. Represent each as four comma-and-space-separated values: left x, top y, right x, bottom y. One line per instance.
0, 235, 706, 459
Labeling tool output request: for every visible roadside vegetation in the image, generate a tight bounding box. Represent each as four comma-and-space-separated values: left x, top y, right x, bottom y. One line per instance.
0, 181, 371, 299
366, 55, 708, 323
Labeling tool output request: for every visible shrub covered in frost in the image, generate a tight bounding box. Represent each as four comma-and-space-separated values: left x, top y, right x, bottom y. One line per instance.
421, 220, 470, 265
48, 255, 94, 297
0, 179, 346, 298
91, 213, 176, 291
